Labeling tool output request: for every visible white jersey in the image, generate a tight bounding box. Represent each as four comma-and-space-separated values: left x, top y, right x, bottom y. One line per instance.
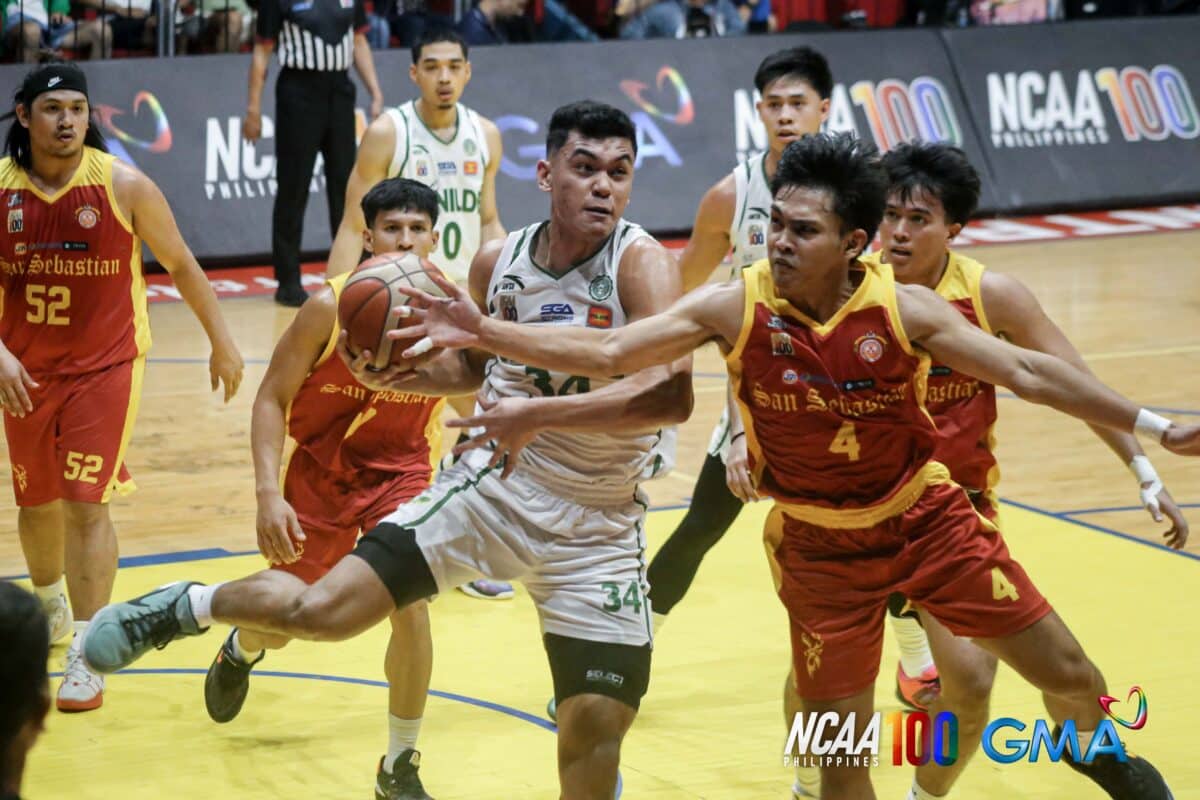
385, 101, 490, 283
482, 219, 662, 506
728, 152, 772, 275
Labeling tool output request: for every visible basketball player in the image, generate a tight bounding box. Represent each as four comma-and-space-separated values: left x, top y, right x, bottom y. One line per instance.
326, 27, 510, 600
83, 101, 692, 800
0, 63, 244, 713
849, 140, 1188, 799
385, 132, 1187, 800
202, 178, 445, 800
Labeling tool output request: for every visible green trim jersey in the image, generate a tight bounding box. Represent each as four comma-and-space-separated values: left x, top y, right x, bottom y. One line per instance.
384, 101, 490, 283
728, 153, 771, 276
482, 220, 661, 506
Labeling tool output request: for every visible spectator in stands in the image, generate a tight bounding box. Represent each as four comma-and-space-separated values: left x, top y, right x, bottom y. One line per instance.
620, 0, 745, 37
457, 0, 528, 44
176, 0, 248, 53
734, 0, 772, 29
2, 0, 111, 61
0, 583, 51, 800
75, 0, 155, 54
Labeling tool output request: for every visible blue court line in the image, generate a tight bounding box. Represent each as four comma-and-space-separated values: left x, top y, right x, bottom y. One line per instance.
1059, 503, 1200, 516
46, 666, 622, 796
1000, 498, 1200, 563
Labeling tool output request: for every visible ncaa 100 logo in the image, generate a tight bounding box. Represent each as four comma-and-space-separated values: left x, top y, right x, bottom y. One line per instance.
735, 77, 962, 161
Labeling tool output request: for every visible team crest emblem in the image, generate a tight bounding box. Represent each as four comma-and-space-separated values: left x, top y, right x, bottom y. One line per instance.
75, 205, 99, 229
748, 223, 764, 247
7, 209, 22, 233
464, 139, 477, 156
855, 332, 886, 364
771, 332, 794, 357
782, 369, 799, 384
588, 274, 613, 301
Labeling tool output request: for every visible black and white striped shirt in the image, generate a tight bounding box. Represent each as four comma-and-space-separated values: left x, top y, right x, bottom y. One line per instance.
257, 0, 366, 72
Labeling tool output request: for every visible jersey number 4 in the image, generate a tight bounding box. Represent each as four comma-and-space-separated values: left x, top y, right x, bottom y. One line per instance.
828, 421, 861, 461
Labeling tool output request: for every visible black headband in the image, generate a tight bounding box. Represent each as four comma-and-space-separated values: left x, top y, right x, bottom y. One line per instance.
19, 65, 89, 107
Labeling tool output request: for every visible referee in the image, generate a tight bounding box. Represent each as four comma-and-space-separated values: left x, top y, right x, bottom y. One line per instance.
244, 0, 384, 306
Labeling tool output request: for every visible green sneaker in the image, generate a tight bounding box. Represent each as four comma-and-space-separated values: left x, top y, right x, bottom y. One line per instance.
204, 629, 264, 723
546, 697, 557, 723
82, 581, 207, 674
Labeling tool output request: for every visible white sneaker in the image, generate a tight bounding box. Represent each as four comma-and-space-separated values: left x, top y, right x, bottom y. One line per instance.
58, 644, 104, 712
43, 592, 73, 644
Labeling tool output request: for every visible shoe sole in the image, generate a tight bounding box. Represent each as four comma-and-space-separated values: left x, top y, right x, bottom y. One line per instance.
895, 682, 927, 712
457, 585, 514, 601
57, 693, 103, 712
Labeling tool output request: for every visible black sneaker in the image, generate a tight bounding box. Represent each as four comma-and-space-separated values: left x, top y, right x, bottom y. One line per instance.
274, 284, 308, 307
1054, 726, 1174, 799
204, 629, 263, 723
376, 751, 434, 800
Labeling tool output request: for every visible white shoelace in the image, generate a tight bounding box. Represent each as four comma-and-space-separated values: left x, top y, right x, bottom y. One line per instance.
62, 646, 102, 691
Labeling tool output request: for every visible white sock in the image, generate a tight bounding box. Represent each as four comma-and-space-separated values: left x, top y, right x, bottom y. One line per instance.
890, 613, 935, 677
793, 763, 820, 797
32, 577, 66, 603
69, 619, 88, 651
907, 778, 946, 799
385, 714, 423, 771
651, 611, 668, 636
230, 629, 263, 664
187, 583, 221, 628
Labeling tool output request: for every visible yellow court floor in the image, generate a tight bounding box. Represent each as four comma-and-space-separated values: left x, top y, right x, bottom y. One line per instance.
20, 500, 1199, 799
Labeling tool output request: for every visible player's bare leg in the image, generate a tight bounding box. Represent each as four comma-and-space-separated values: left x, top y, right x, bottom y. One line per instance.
556, 693, 637, 800
783, 671, 822, 798
911, 610, 998, 797
975, 611, 1172, 799
376, 600, 435, 799
18, 501, 72, 643
56, 499, 118, 710
801, 687, 877, 800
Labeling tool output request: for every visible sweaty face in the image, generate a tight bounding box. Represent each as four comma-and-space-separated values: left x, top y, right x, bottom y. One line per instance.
363, 208, 438, 259
757, 76, 828, 154
767, 186, 864, 298
541, 132, 635, 240
21, 90, 89, 159
410, 42, 471, 111
879, 187, 960, 284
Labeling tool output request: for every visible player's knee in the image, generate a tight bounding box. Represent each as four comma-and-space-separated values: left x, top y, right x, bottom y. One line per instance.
388, 600, 430, 636
1044, 647, 1101, 699
557, 695, 629, 764
60, 500, 110, 531
283, 590, 353, 642
941, 653, 998, 717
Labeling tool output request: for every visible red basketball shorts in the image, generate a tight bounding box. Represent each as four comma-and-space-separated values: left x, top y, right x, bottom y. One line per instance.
4, 357, 142, 507
765, 480, 1051, 701
274, 446, 430, 584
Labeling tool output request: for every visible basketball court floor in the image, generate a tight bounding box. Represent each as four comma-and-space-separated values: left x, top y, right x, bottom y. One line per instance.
3, 227, 1199, 798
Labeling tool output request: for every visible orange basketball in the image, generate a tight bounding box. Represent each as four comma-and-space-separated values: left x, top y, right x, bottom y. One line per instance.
338, 252, 448, 372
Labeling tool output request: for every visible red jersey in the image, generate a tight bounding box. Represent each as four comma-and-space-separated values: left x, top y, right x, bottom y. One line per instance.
0, 147, 150, 376
728, 260, 949, 529
865, 251, 1000, 497
286, 272, 444, 477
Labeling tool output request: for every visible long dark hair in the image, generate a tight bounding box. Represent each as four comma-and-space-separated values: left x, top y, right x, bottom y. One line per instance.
5, 66, 108, 170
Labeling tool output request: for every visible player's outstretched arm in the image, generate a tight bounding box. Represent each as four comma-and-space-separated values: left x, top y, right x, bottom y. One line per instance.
398, 276, 740, 380
981, 271, 1189, 547
327, 116, 396, 277
250, 290, 336, 564
116, 164, 244, 402
478, 117, 506, 245
898, 283, 1200, 456
677, 175, 736, 292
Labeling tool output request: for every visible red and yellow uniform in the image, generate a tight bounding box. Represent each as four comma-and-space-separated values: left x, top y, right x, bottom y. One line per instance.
728, 260, 1049, 700
0, 147, 149, 506
864, 250, 1001, 519
279, 271, 444, 583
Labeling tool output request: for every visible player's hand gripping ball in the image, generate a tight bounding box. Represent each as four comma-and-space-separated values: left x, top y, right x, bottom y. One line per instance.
338, 252, 449, 372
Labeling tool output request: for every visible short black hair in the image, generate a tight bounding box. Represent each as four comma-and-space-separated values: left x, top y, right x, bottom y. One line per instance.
772, 132, 887, 242
361, 177, 440, 228
546, 100, 637, 158
0, 583, 49, 754
412, 28, 468, 64
754, 47, 833, 100
6, 61, 107, 170
880, 141, 981, 226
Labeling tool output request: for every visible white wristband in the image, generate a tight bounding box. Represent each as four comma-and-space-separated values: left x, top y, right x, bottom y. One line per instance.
1134, 409, 1172, 442
1130, 455, 1165, 516
1128, 454, 1158, 485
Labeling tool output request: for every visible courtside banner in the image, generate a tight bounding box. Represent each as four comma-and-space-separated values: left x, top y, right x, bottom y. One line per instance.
941, 18, 1200, 212
2, 18, 1197, 262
